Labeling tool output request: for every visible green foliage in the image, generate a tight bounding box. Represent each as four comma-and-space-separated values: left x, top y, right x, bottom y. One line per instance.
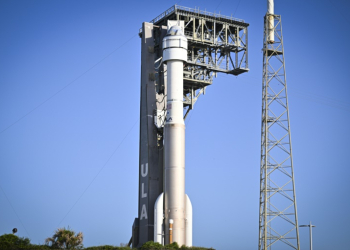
0, 234, 30, 247
14, 245, 51, 250
180, 247, 215, 250
84, 246, 130, 250
139, 241, 163, 250
139, 241, 214, 250
0, 234, 214, 250
0, 234, 50, 250
45, 227, 83, 249
163, 242, 179, 250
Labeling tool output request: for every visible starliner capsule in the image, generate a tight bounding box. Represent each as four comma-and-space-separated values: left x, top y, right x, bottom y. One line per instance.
154, 21, 192, 247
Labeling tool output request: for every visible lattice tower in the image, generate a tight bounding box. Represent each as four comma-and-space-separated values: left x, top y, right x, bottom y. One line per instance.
259, 13, 300, 250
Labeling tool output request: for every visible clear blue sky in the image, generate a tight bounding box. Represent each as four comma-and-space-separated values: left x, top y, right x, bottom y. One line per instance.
1, 0, 349, 249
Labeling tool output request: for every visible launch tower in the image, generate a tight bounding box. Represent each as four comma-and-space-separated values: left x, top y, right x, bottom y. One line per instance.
133, 5, 249, 248
259, 1, 300, 249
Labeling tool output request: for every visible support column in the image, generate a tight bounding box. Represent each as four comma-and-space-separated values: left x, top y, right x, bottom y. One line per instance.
134, 22, 167, 248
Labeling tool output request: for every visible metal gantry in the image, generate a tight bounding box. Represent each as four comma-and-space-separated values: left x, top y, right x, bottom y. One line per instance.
142, 5, 249, 119
259, 13, 300, 250
134, 5, 249, 248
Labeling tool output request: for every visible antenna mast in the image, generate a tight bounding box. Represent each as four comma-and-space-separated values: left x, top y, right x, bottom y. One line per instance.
259, 0, 300, 249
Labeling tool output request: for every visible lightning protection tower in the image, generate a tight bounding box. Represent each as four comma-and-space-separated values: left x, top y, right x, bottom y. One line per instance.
259, 0, 300, 249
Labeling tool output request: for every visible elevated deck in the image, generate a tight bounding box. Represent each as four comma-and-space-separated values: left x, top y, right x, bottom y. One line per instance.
140, 5, 249, 111
139, 5, 249, 88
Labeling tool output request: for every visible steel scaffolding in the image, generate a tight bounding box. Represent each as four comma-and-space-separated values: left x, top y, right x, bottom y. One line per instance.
259, 13, 300, 250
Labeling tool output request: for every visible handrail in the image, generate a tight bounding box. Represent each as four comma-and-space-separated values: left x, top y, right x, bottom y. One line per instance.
139, 5, 245, 33
149, 5, 176, 24
174, 5, 245, 23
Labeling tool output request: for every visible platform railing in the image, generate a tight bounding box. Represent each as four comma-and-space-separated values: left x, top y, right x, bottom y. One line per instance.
139, 5, 245, 33
174, 5, 245, 23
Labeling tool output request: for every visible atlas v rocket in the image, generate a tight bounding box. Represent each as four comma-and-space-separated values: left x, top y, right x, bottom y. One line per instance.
163, 23, 192, 246
154, 22, 192, 247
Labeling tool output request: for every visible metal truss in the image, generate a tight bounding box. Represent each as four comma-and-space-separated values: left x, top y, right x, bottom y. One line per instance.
259, 13, 300, 250
183, 87, 206, 119
143, 5, 249, 120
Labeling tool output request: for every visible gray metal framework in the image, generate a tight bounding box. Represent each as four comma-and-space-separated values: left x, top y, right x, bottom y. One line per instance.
259, 13, 300, 250
133, 5, 249, 248
141, 5, 249, 119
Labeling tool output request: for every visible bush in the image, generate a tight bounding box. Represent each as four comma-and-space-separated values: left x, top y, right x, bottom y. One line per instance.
163, 242, 179, 250
0, 234, 30, 246
180, 247, 215, 250
14, 245, 51, 250
0, 234, 214, 250
84, 246, 130, 250
0, 234, 51, 250
0, 234, 30, 249
140, 241, 163, 250
139, 241, 214, 250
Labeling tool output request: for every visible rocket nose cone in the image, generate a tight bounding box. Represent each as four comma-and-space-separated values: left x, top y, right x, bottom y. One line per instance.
166, 26, 184, 37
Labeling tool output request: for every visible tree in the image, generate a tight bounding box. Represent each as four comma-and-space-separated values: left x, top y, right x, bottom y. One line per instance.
0, 233, 30, 249
0, 233, 50, 249
45, 227, 83, 249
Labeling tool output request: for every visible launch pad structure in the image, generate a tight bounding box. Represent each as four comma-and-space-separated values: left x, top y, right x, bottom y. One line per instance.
132, 2, 300, 249
133, 5, 249, 248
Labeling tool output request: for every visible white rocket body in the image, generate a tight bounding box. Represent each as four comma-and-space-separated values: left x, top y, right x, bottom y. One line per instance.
267, 0, 274, 43
154, 193, 192, 246
153, 21, 192, 247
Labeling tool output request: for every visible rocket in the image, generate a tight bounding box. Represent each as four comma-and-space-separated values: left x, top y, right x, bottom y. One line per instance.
154, 21, 192, 247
